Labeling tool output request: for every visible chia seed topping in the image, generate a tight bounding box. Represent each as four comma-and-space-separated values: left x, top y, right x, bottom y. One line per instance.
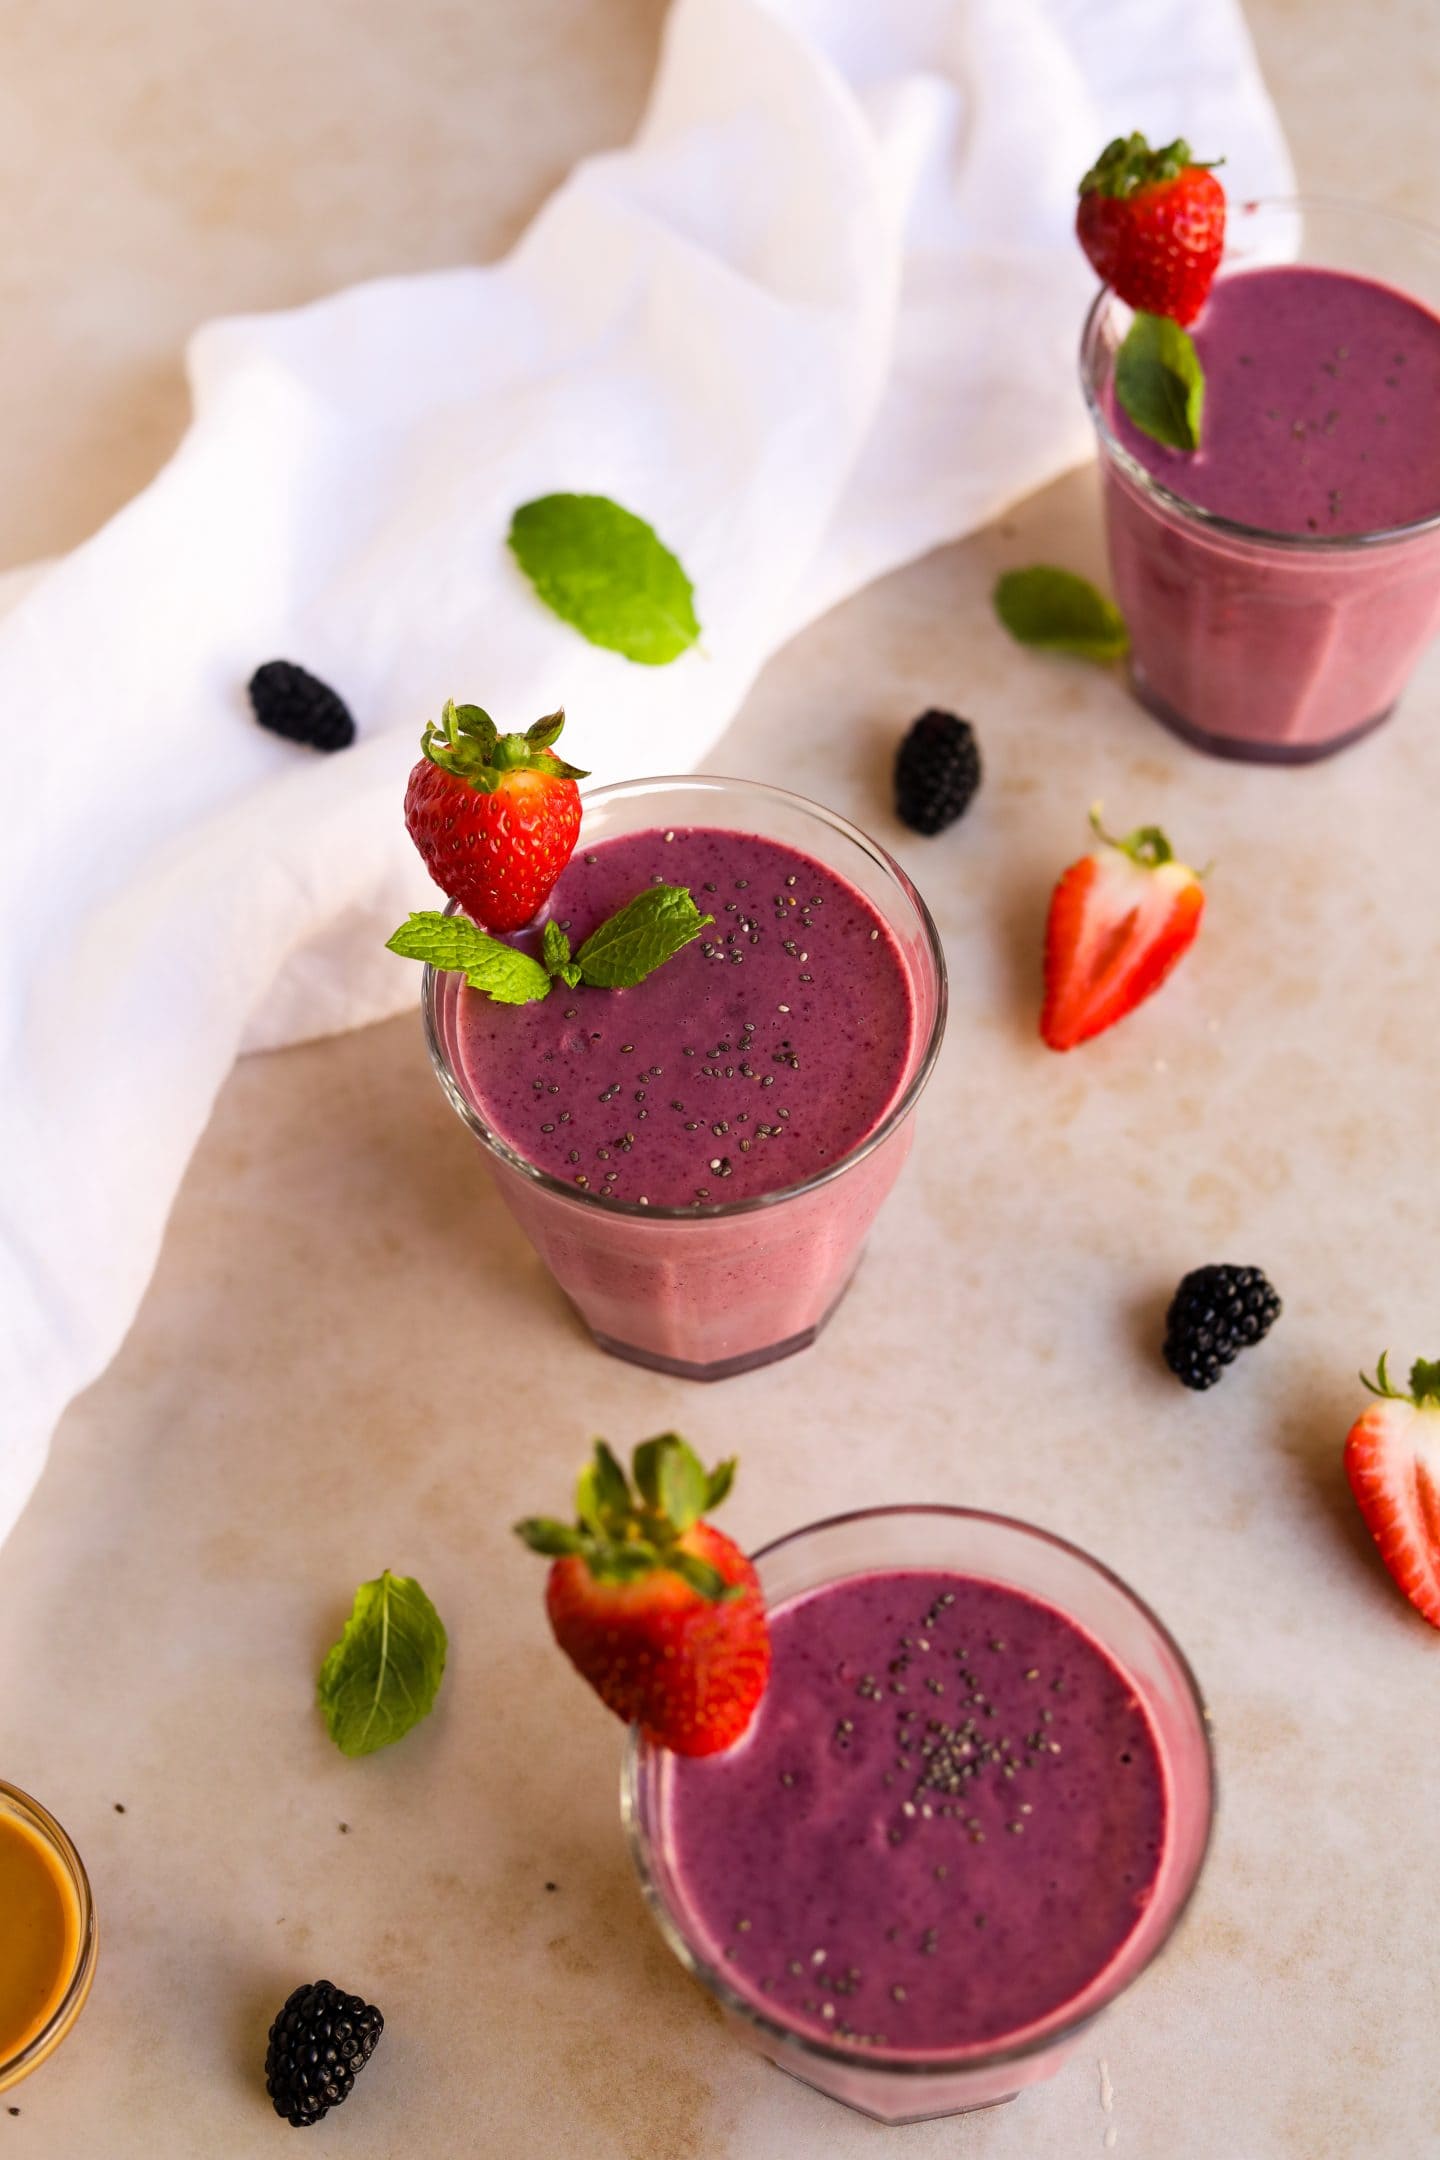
454, 827, 915, 1208
667, 1570, 1168, 2058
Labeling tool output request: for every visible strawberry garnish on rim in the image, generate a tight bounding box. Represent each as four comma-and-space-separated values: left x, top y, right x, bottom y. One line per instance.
1076, 132, 1226, 327
1344, 1354, 1440, 1628
1041, 807, 1205, 1052
403, 700, 588, 932
515, 1435, 771, 1757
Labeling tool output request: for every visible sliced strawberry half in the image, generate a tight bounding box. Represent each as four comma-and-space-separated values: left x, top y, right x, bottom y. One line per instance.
515, 1435, 771, 1756
1041, 808, 1205, 1051
1344, 1354, 1440, 1628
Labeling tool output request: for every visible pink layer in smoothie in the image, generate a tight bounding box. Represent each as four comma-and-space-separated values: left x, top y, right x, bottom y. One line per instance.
1109, 264, 1440, 535
665, 1570, 1167, 2054
455, 827, 915, 1209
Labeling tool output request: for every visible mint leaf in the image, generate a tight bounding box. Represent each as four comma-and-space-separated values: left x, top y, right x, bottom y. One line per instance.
541, 919, 582, 989
386, 913, 552, 1006
542, 920, 569, 973
1115, 311, 1205, 452
317, 1570, 447, 1758
508, 494, 701, 667
576, 885, 714, 990
994, 567, 1129, 663
633, 1434, 707, 1536
387, 889, 713, 1005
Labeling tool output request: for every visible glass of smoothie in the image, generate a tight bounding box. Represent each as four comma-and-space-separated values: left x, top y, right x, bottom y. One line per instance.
1083, 198, 1440, 762
423, 776, 946, 1381
0, 1782, 97, 2095
623, 1507, 1213, 2124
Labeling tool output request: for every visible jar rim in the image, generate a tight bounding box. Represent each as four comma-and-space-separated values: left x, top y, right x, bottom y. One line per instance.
0, 1781, 98, 2091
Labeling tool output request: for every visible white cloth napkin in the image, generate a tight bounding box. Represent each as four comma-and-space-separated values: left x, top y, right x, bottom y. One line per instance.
0, 0, 1291, 1542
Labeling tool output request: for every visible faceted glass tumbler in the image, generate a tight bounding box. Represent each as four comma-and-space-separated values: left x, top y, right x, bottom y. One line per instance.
1082, 198, 1440, 763
423, 776, 946, 1381
623, 1508, 1214, 2125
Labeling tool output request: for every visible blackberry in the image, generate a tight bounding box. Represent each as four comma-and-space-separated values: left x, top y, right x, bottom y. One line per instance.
1163, 1265, 1281, 1391
264, 1980, 383, 2128
894, 709, 981, 834
248, 661, 356, 752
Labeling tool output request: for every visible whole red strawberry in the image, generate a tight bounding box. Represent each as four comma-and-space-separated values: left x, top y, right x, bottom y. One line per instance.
1344, 1354, 1440, 1628
1041, 808, 1205, 1051
1076, 132, 1225, 327
516, 1436, 771, 1757
404, 700, 587, 931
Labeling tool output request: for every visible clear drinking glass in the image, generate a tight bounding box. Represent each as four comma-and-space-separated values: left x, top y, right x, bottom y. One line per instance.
0, 1781, 97, 2095
423, 777, 946, 1381
1082, 199, 1440, 763
623, 1508, 1214, 2125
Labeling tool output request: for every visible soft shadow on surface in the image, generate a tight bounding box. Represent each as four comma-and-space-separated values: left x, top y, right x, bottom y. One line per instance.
231, 1979, 285, 2115
993, 871, 1052, 1047
1271, 1369, 1396, 1592
1125, 1284, 1176, 1384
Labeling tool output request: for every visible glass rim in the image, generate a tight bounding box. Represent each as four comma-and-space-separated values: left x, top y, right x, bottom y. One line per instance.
622, 1504, 1217, 2082
421, 773, 948, 1223
0, 1780, 97, 2089
1080, 193, 1440, 553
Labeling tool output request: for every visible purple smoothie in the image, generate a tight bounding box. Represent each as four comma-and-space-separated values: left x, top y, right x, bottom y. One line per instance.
1093, 260, 1440, 759
455, 827, 915, 1210
1110, 265, 1440, 536
666, 1569, 1167, 2054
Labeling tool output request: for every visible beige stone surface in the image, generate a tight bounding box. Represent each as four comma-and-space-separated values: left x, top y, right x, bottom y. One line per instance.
4, 4, 1440, 2157
0, 0, 668, 569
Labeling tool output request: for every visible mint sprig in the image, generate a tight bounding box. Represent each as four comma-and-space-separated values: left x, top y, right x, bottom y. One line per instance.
317, 1570, 448, 1758
1115, 311, 1206, 452
508, 494, 701, 667
387, 883, 714, 1007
